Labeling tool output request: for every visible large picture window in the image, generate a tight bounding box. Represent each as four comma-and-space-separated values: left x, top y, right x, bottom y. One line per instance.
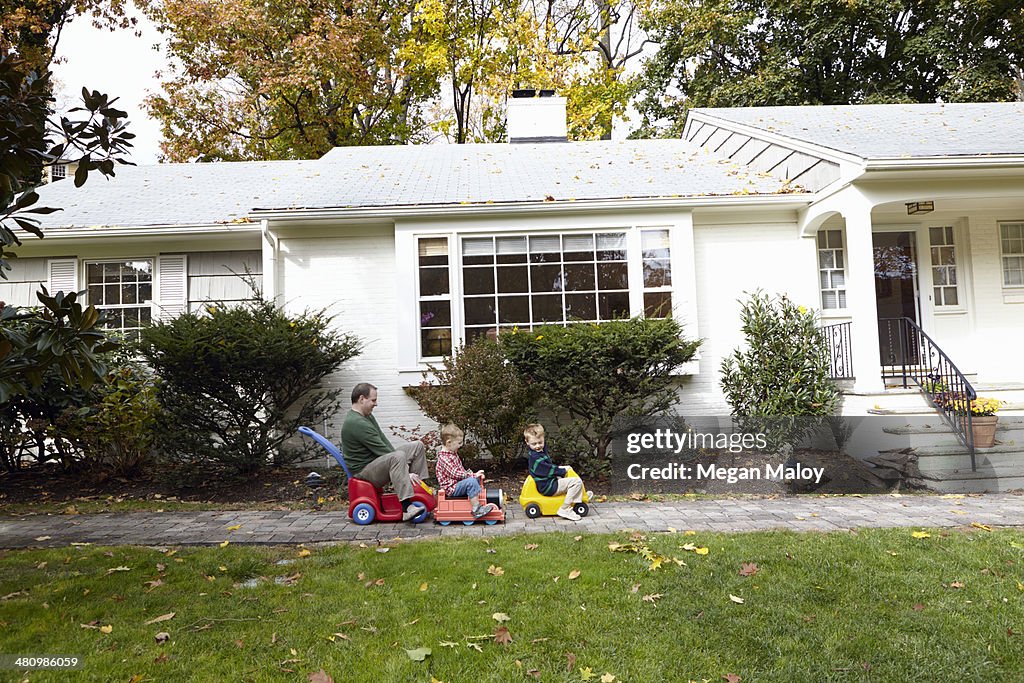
415, 229, 674, 358
1000, 222, 1024, 288
85, 260, 153, 338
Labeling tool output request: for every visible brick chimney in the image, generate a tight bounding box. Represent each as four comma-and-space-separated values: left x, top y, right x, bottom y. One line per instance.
507, 89, 568, 143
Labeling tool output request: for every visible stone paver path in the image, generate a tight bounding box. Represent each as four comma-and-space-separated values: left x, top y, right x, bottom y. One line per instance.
2, 493, 1023, 547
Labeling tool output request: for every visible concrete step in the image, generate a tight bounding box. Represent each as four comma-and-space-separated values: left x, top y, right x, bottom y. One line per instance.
919, 472, 1024, 493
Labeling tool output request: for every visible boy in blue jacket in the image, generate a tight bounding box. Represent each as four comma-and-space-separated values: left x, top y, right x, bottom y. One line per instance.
524, 423, 584, 521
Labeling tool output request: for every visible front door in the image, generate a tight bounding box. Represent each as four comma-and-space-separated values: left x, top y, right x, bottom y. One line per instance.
873, 231, 920, 368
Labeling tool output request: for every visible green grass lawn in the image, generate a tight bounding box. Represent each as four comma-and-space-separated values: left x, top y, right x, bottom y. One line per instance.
1, 528, 1023, 682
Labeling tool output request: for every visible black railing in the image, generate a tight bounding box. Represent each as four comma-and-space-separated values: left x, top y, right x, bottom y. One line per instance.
821, 322, 854, 380
879, 317, 977, 469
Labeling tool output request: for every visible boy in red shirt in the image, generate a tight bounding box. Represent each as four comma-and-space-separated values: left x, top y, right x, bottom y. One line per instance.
434, 424, 496, 519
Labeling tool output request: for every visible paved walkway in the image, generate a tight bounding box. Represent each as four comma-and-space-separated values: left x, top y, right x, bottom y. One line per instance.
3, 493, 1024, 548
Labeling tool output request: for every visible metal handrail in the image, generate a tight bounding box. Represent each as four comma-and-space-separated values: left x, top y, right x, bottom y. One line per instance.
821, 321, 854, 380
880, 317, 977, 470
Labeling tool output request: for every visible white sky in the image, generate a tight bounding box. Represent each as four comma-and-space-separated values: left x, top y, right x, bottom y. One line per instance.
50, 10, 166, 165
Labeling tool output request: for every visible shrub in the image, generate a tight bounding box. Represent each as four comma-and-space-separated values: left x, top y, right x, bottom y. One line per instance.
409, 339, 533, 468
138, 295, 361, 474
719, 291, 840, 447
59, 354, 160, 476
501, 317, 701, 473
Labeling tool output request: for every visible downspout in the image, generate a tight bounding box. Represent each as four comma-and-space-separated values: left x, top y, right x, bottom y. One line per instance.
261, 219, 280, 305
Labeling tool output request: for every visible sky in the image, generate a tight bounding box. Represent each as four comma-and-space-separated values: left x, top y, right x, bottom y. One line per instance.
50, 9, 167, 165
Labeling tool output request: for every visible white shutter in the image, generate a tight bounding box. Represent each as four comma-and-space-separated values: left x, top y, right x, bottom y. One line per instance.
157, 254, 187, 320
47, 258, 78, 295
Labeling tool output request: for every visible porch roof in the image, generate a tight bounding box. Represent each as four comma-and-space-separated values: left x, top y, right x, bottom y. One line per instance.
692, 102, 1024, 160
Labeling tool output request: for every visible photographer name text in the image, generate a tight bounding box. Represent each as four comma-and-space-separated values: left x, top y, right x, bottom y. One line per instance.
626, 462, 825, 485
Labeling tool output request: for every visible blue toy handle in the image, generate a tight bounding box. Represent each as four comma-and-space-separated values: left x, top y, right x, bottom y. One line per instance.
298, 426, 352, 480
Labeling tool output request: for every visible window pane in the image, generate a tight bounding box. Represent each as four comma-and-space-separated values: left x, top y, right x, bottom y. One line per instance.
463, 237, 493, 257
818, 251, 835, 269
826, 230, 842, 248
597, 262, 628, 290
944, 287, 958, 305
837, 290, 847, 308
139, 307, 151, 325
641, 230, 670, 259
421, 328, 451, 357
565, 293, 596, 320
643, 292, 672, 318
819, 271, 830, 289
821, 291, 837, 309
87, 263, 103, 283
102, 263, 120, 280
834, 250, 843, 269
532, 295, 563, 323
497, 295, 529, 324
929, 227, 944, 245
88, 285, 103, 304
934, 269, 947, 285
123, 284, 138, 305
529, 235, 560, 254
419, 237, 448, 261
139, 282, 152, 302
596, 233, 626, 261
643, 260, 672, 288
832, 271, 845, 287
419, 267, 449, 296
564, 263, 595, 291
465, 327, 493, 344
104, 284, 120, 304
497, 266, 528, 293
563, 234, 594, 261
599, 292, 630, 319
496, 236, 526, 263
420, 300, 451, 328
464, 297, 496, 325
530, 264, 563, 292
463, 267, 495, 295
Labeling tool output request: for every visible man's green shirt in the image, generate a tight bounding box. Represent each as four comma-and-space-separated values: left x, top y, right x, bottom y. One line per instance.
340, 409, 394, 475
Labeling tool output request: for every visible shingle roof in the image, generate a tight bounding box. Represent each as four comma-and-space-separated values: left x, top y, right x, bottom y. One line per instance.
33, 140, 795, 230
693, 102, 1024, 159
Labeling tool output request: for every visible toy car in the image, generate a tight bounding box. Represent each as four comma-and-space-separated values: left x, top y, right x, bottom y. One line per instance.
298, 426, 435, 525
518, 466, 591, 518
434, 488, 506, 525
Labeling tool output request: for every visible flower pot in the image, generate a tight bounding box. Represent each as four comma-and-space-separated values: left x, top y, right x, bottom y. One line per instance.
971, 415, 998, 449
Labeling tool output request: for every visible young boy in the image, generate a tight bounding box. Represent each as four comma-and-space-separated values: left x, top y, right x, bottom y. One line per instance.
434, 424, 497, 519
524, 423, 584, 521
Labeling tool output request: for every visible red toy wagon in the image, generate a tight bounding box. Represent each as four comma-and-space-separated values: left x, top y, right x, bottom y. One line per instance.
434, 488, 506, 526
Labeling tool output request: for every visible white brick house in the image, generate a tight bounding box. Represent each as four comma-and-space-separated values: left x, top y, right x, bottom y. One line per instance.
8, 101, 1024, 441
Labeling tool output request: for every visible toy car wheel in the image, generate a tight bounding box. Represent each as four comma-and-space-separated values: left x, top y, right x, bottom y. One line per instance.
352, 502, 376, 525
411, 505, 430, 524
524, 503, 542, 519
573, 503, 589, 517
439, 520, 451, 526
485, 519, 497, 525
462, 520, 475, 526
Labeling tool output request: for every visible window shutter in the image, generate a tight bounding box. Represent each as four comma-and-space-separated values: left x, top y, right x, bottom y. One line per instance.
157, 254, 187, 320
47, 258, 78, 294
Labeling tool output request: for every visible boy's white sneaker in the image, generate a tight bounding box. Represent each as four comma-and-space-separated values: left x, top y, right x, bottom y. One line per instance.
556, 507, 582, 522
402, 503, 425, 522
472, 503, 497, 519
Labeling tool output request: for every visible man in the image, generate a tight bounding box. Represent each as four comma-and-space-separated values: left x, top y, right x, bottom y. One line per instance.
340, 382, 429, 522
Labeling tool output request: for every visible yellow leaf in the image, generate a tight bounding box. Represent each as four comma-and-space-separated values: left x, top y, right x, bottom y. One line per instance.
695, 547, 709, 555
100, 624, 113, 633
911, 531, 931, 539
298, 549, 312, 558
729, 594, 745, 604
568, 569, 581, 580
1016, 581, 1023, 592
220, 540, 230, 548
487, 565, 504, 576
218, 566, 227, 572
684, 530, 696, 536
492, 612, 511, 623
971, 522, 993, 532
226, 524, 241, 531
419, 583, 429, 592
580, 667, 596, 681
601, 674, 616, 682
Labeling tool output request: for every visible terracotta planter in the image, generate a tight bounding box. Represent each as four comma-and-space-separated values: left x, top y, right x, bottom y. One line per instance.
972, 415, 998, 449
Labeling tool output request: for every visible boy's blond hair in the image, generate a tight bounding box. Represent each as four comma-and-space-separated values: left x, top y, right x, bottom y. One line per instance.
440, 423, 464, 447
523, 423, 545, 439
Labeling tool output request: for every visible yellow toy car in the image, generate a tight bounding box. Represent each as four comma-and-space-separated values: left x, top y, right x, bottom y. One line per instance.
518, 466, 591, 518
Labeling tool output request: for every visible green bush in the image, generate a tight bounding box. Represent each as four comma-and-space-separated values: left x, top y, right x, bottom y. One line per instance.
409, 339, 533, 468
501, 318, 701, 473
719, 291, 840, 446
138, 295, 361, 474
59, 355, 160, 476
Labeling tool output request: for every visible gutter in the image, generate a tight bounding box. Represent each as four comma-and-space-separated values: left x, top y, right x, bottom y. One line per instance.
25, 222, 262, 240
250, 194, 813, 223
863, 156, 1024, 172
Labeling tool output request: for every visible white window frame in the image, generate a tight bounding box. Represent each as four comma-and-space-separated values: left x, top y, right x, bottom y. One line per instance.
999, 221, 1024, 289
83, 258, 155, 337
928, 225, 961, 308
816, 228, 847, 310
399, 218, 698, 370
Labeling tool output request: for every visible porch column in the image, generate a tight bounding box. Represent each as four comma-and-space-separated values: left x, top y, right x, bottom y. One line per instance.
843, 203, 885, 393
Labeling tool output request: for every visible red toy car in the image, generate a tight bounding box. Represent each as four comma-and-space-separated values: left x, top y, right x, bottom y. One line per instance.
298, 426, 435, 525
433, 488, 506, 526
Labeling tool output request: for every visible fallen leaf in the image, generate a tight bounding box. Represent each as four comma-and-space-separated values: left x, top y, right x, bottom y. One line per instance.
630, 583, 641, 594
154, 653, 169, 664
527, 669, 540, 678
34, 536, 51, 541
739, 563, 760, 577
328, 632, 350, 642
467, 642, 483, 652
105, 566, 131, 575
220, 540, 230, 548
298, 549, 312, 558
487, 565, 504, 576
492, 612, 511, 623
601, 674, 616, 682
574, 536, 582, 541
946, 581, 965, 589
524, 544, 539, 550
145, 612, 175, 625
580, 667, 596, 680
406, 647, 431, 662
723, 674, 741, 683
419, 583, 429, 592
100, 624, 113, 634
695, 547, 709, 555
729, 594, 745, 604
234, 639, 245, 649
912, 604, 925, 611
439, 641, 458, 648
568, 569, 581, 580
971, 522, 993, 532
376, 548, 390, 554
226, 524, 241, 531
494, 626, 512, 645
911, 531, 931, 539
144, 578, 163, 591
642, 593, 663, 605
155, 631, 170, 643
308, 670, 333, 683
566, 652, 577, 672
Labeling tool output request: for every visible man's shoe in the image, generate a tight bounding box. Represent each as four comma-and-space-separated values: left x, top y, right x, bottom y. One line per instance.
402, 503, 425, 522
556, 507, 582, 522
471, 503, 496, 519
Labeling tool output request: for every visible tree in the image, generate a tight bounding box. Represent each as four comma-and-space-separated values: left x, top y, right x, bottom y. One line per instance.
634, 0, 1024, 137
143, 0, 438, 161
